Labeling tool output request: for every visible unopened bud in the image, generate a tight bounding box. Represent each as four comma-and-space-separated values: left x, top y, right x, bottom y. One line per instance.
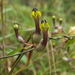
18, 35, 25, 43
54, 29, 58, 33
68, 26, 75, 35
13, 23, 19, 29
63, 57, 68, 61
63, 57, 74, 62
59, 18, 62, 21
52, 15, 56, 19
59, 18, 63, 25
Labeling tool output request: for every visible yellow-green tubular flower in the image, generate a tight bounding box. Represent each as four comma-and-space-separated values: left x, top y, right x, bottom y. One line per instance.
13, 23, 25, 43
31, 8, 41, 19
31, 8, 42, 44
40, 20, 50, 31
36, 20, 50, 51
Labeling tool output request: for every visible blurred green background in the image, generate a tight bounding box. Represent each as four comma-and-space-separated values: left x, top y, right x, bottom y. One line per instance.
0, 0, 75, 75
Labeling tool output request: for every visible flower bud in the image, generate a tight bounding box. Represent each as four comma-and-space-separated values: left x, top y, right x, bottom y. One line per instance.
54, 29, 58, 34
63, 57, 69, 61
18, 35, 25, 43
59, 18, 63, 25
52, 15, 56, 19
13, 23, 19, 29
68, 26, 75, 35
59, 18, 62, 21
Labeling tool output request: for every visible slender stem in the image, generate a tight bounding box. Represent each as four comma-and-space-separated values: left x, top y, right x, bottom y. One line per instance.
1, 0, 8, 73
13, 51, 33, 75
0, 48, 34, 59
30, 60, 37, 75
1, 0, 5, 59
49, 34, 75, 40
34, 18, 40, 34
47, 43, 51, 75
59, 20, 62, 25
52, 18, 56, 27
50, 40, 57, 75
12, 33, 33, 65
14, 28, 18, 38
9, 33, 33, 75
41, 60, 62, 75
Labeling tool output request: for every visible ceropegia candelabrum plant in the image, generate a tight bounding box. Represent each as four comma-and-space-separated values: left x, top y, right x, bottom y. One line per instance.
0, 7, 75, 75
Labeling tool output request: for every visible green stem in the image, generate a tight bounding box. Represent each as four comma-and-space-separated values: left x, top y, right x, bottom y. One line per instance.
8, 34, 32, 75
13, 51, 33, 75
1, 0, 8, 73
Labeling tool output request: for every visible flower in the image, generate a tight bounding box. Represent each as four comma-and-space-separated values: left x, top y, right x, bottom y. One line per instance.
40, 20, 50, 31
31, 8, 42, 44
36, 20, 50, 51
31, 8, 41, 19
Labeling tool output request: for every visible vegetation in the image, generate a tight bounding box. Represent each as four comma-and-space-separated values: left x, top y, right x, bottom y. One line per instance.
0, 0, 75, 75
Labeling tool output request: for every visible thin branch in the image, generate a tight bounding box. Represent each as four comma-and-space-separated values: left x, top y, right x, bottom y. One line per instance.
0, 48, 34, 59
50, 40, 57, 75
1, 0, 8, 72
41, 60, 62, 75
13, 50, 33, 75
49, 34, 75, 40
1, 0, 5, 57
30, 60, 37, 75
8, 33, 33, 75
47, 43, 51, 75
33, 42, 64, 63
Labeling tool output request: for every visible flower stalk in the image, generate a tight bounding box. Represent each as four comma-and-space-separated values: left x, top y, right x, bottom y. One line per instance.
9, 24, 34, 75
52, 15, 56, 27
51, 16, 63, 34
13, 50, 33, 75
